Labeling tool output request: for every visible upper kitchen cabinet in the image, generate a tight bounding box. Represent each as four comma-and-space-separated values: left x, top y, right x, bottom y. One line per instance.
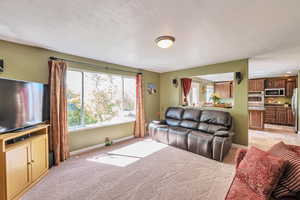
265, 79, 286, 89
286, 78, 297, 97
214, 81, 232, 98
249, 79, 264, 91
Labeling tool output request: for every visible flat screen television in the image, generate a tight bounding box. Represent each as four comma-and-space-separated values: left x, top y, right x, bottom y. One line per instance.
0, 78, 49, 134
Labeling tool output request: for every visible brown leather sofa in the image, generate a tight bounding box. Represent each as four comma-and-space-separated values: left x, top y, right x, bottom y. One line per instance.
149, 107, 234, 161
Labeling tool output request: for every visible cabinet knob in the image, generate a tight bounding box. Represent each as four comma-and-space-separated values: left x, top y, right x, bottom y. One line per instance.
27, 162, 31, 165
31, 160, 35, 163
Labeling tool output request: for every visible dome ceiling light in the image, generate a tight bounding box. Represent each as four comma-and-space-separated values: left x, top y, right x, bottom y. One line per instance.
155, 35, 175, 49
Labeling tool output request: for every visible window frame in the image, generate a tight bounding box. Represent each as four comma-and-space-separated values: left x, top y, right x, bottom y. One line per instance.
67, 68, 136, 131
206, 85, 214, 103
188, 81, 200, 106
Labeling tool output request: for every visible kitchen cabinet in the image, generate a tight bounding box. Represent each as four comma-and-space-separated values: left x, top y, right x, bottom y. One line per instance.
274, 79, 286, 88
265, 79, 286, 89
264, 107, 276, 124
249, 110, 264, 130
264, 106, 295, 126
286, 80, 297, 97
214, 82, 232, 98
249, 79, 264, 92
276, 107, 287, 125
287, 107, 295, 126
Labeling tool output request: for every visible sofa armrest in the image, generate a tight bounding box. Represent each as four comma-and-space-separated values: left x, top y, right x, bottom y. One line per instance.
151, 120, 166, 125
214, 130, 234, 137
235, 148, 247, 169
149, 120, 168, 128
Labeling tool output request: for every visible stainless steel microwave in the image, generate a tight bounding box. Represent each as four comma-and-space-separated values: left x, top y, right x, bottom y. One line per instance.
265, 88, 285, 97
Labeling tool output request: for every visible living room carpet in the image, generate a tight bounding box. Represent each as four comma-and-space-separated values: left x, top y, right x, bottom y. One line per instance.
22, 139, 236, 200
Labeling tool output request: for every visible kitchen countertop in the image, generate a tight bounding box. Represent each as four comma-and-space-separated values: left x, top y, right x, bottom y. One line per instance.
248, 106, 265, 111
264, 103, 291, 108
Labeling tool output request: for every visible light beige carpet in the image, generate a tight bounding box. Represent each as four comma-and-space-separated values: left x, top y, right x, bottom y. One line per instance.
22, 139, 237, 200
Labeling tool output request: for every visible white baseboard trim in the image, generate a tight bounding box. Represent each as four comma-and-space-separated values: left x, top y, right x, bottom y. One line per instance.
70, 135, 135, 156
232, 143, 248, 149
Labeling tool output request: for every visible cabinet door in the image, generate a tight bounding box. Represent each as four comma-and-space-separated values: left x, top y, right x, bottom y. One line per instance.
286, 81, 296, 97
256, 79, 265, 91
224, 82, 231, 98
274, 79, 286, 88
265, 80, 275, 88
249, 111, 264, 129
31, 135, 48, 181
215, 82, 231, 98
6, 143, 31, 200
287, 108, 295, 126
264, 107, 276, 124
230, 82, 234, 98
249, 80, 255, 91
276, 108, 287, 125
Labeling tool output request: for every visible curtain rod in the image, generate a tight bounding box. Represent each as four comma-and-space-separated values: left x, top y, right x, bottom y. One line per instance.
49, 56, 142, 74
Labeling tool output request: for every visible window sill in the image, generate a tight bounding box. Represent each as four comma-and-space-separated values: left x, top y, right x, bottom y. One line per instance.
69, 119, 136, 133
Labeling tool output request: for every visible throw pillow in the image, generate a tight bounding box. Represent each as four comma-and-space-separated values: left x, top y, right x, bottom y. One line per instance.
268, 142, 300, 199
236, 146, 287, 199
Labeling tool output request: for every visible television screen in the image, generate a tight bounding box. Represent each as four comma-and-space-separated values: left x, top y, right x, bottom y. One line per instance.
0, 78, 49, 134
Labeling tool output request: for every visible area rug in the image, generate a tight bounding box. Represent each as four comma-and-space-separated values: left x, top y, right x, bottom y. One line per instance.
22, 139, 236, 200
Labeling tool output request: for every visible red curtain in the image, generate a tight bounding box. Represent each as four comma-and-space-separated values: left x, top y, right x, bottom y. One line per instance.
134, 73, 146, 138
48, 60, 69, 165
181, 78, 192, 104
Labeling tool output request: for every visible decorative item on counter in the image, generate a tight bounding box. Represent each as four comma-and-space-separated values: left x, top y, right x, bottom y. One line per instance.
210, 93, 221, 105
284, 102, 289, 107
105, 137, 113, 146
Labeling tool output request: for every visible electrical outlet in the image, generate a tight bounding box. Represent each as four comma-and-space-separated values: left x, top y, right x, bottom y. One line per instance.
0, 60, 3, 72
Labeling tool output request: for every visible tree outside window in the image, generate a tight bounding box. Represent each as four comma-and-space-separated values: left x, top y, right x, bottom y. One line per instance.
66, 70, 136, 129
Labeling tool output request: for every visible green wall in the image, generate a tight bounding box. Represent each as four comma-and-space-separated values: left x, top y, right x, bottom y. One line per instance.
0, 40, 160, 151
298, 71, 300, 132
0, 39, 249, 148
160, 59, 249, 145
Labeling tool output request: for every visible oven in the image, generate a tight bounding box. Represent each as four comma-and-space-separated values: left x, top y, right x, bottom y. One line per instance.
248, 91, 264, 106
265, 88, 285, 97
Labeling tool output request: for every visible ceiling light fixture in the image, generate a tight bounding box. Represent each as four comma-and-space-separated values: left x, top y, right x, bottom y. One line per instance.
286, 71, 292, 74
155, 35, 175, 49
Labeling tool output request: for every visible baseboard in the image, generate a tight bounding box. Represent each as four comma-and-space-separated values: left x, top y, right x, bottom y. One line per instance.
232, 143, 248, 149
70, 135, 135, 156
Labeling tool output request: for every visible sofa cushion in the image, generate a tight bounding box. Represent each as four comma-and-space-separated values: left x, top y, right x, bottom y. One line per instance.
198, 122, 228, 134
166, 118, 181, 127
200, 110, 232, 127
182, 109, 201, 121
180, 120, 198, 129
225, 176, 266, 200
187, 130, 214, 158
168, 127, 190, 150
236, 147, 287, 199
268, 142, 300, 199
165, 107, 184, 120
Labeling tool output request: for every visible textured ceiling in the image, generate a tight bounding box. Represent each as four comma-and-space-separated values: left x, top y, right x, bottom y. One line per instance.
249, 46, 300, 78
1, 0, 300, 75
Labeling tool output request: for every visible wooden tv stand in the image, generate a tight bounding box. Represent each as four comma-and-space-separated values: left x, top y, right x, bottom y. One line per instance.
0, 124, 49, 200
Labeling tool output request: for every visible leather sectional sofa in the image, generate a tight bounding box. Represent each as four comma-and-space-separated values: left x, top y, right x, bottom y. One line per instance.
149, 107, 234, 161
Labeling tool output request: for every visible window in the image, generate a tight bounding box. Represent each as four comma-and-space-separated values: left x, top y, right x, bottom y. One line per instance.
206, 85, 214, 103
188, 82, 200, 105
67, 70, 136, 130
